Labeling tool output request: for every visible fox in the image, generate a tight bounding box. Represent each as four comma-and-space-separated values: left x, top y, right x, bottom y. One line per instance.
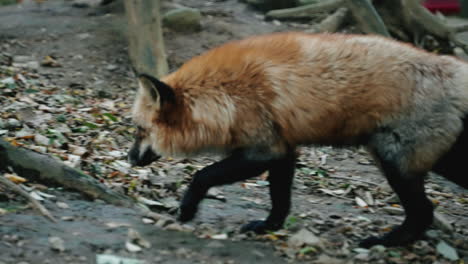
128, 32, 468, 248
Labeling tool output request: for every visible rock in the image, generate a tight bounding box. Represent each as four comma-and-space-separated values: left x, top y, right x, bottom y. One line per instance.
48, 236, 65, 252
288, 228, 322, 248
0, 119, 5, 129
163, 8, 202, 32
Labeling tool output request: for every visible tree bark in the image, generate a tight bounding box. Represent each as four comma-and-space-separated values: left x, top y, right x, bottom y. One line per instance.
0, 139, 134, 207
124, 0, 168, 77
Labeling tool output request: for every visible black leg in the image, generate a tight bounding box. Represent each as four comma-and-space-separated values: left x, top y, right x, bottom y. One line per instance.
360, 161, 433, 248
178, 151, 273, 222
241, 152, 296, 233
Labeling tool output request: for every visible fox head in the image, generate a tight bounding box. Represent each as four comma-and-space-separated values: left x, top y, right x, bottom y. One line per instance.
128, 74, 176, 167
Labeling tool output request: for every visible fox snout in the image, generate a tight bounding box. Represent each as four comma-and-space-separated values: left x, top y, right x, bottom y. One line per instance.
128, 141, 160, 167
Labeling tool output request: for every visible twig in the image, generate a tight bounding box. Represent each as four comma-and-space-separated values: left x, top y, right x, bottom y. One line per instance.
328, 175, 380, 186
0, 174, 57, 222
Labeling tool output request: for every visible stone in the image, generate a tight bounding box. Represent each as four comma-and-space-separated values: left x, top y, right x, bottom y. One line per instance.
163, 8, 202, 32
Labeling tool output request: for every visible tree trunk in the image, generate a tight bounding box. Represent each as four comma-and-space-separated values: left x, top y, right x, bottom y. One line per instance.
124, 0, 168, 77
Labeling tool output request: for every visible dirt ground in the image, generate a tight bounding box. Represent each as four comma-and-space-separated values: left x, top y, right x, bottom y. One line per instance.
0, 0, 467, 263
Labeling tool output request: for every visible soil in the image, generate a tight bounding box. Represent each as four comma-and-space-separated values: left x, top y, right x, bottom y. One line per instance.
0, 0, 467, 263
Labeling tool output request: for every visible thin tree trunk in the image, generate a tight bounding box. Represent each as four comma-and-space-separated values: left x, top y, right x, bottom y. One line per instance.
124, 0, 168, 77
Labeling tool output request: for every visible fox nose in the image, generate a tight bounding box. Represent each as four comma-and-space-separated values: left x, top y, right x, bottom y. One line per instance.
128, 145, 160, 167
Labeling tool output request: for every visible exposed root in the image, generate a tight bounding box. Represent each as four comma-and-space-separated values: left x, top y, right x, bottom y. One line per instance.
307, 7, 348, 33
265, 0, 344, 20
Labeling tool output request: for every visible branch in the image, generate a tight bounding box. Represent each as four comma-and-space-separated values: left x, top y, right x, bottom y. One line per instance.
345, 0, 390, 37
0, 139, 134, 207
265, 0, 344, 20
0, 174, 56, 222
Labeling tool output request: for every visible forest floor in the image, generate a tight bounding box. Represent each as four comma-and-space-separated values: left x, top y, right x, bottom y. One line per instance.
0, 0, 467, 263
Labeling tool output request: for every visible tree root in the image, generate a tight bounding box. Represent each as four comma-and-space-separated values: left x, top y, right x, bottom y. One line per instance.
345, 0, 390, 37
265, 0, 344, 20
263, 0, 468, 54
307, 7, 348, 33
0, 174, 57, 222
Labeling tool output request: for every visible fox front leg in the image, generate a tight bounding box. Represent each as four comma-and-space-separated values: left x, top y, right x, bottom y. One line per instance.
241, 152, 296, 233
178, 150, 296, 234
178, 151, 273, 222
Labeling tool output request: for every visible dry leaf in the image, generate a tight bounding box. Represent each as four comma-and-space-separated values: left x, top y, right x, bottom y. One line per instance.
4, 173, 27, 184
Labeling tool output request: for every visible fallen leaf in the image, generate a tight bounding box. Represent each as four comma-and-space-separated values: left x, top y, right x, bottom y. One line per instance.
128, 228, 151, 249
41, 56, 61, 67
436, 241, 459, 261
29, 191, 45, 201
4, 173, 27, 184
355, 196, 368, 208
96, 254, 146, 264
125, 241, 142, 252
142, 218, 154, 224
211, 233, 228, 240
288, 228, 322, 248
105, 222, 131, 229
56, 202, 69, 209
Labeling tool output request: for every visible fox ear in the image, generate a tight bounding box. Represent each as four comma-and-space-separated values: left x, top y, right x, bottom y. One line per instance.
138, 74, 176, 105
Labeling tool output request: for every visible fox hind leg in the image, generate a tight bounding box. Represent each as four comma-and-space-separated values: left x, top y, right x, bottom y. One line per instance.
360, 129, 435, 248
432, 116, 468, 189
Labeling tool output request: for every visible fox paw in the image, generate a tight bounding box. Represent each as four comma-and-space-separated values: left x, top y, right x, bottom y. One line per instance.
359, 226, 424, 248
241, 220, 282, 234
178, 205, 197, 222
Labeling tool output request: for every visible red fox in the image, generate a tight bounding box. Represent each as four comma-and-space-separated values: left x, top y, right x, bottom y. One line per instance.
128, 32, 468, 248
